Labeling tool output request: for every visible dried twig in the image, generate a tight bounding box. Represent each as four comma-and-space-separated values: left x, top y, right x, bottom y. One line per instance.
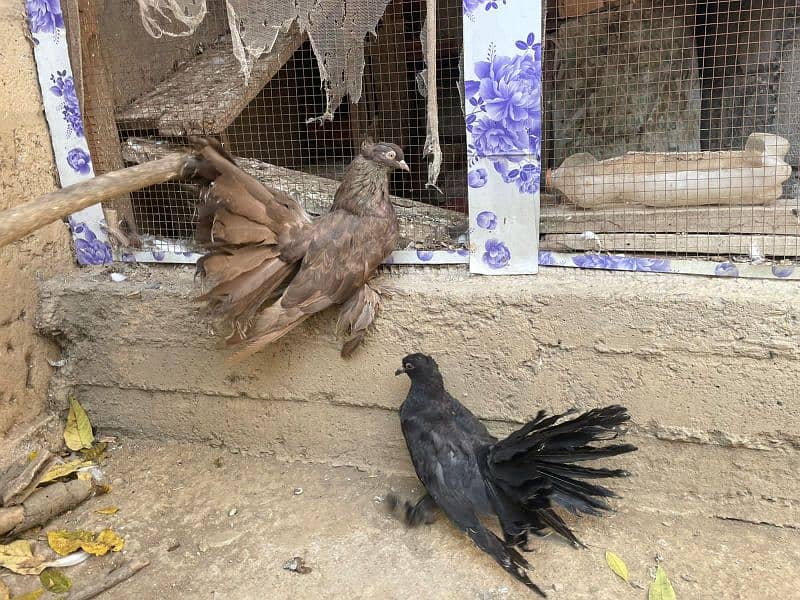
422, 0, 443, 192
68, 556, 150, 600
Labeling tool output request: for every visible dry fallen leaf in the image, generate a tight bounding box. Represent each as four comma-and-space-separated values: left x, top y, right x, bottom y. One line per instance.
12, 589, 44, 600
47, 529, 125, 557
64, 397, 94, 451
96, 529, 125, 552
649, 565, 677, 600
605, 550, 630, 582
0, 540, 46, 575
39, 568, 72, 594
38, 460, 93, 485
94, 506, 119, 515
47, 530, 95, 557
94, 483, 112, 496
79, 442, 108, 462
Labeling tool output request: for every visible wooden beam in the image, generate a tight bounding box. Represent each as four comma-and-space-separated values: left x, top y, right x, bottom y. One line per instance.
540, 201, 800, 235
77, 0, 139, 234
541, 232, 800, 258
121, 138, 468, 249
0, 154, 188, 249
116, 28, 305, 136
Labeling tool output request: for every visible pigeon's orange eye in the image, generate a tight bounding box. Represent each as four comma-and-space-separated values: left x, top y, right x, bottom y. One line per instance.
386, 150, 397, 160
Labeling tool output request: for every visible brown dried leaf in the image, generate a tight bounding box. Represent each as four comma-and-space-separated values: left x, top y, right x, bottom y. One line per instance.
38, 460, 93, 485
0, 540, 46, 575
12, 589, 44, 600
94, 506, 119, 515
63, 397, 94, 451
47, 529, 125, 557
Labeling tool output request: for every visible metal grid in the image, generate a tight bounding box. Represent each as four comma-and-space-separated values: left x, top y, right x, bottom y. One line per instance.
541, 0, 800, 266
71, 0, 469, 255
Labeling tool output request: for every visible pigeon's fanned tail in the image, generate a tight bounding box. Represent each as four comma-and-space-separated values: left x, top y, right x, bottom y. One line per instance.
486, 405, 637, 545
467, 524, 547, 598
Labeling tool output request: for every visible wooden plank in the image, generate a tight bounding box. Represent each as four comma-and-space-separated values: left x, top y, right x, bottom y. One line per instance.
557, 0, 614, 19
77, 0, 138, 234
540, 201, 800, 235
116, 27, 305, 136
541, 233, 800, 258
121, 138, 468, 250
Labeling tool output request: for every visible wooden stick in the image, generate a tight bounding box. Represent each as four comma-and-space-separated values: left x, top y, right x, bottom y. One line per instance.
77, 0, 139, 235
8, 479, 92, 537
0, 153, 188, 249
68, 556, 150, 600
422, 0, 442, 192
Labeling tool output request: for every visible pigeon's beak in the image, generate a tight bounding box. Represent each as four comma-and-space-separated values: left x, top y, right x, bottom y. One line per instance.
395, 367, 407, 376
397, 160, 410, 173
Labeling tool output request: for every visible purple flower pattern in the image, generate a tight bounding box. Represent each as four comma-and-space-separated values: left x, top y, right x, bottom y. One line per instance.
538, 251, 557, 266
476, 211, 497, 230
483, 239, 511, 269
70, 221, 112, 265
714, 262, 739, 277
463, 0, 508, 14
26, 0, 64, 34
66, 148, 91, 175
416, 249, 434, 262
467, 32, 543, 267
50, 72, 83, 137
468, 168, 488, 188
771, 264, 795, 278
572, 254, 671, 273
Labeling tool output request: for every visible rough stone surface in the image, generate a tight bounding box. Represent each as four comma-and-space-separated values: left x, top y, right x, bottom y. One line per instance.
0, 0, 75, 439
37, 265, 800, 530
2, 438, 797, 599
548, 0, 702, 167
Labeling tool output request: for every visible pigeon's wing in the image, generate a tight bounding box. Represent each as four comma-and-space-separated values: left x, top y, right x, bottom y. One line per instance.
228, 211, 394, 361
280, 211, 394, 311
401, 416, 492, 523
401, 417, 546, 597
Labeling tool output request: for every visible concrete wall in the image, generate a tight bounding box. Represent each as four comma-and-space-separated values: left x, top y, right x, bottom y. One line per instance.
0, 0, 75, 440
38, 266, 800, 529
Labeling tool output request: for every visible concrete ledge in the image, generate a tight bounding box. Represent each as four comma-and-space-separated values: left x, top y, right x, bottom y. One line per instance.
38, 265, 800, 526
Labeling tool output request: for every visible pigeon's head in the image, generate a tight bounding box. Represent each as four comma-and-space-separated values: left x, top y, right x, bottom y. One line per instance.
395, 353, 440, 379
361, 141, 410, 172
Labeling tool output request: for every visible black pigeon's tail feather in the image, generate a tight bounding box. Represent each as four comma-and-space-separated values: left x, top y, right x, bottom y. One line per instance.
467, 524, 547, 598
486, 405, 637, 545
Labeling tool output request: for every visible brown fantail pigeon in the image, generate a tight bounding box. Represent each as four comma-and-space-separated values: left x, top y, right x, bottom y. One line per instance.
184, 136, 408, 361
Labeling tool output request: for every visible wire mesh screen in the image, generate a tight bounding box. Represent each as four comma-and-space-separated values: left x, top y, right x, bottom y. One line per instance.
541, 0, 800, 266
69, 0, 469, 257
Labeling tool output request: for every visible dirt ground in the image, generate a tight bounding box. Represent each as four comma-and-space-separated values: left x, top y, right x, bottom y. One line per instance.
1, 437, 797, 599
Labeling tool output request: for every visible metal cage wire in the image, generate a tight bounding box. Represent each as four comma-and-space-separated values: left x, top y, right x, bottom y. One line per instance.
74, 0, 800, 267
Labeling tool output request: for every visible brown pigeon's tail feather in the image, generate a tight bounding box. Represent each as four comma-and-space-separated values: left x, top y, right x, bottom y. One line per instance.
188, 136, 312, 330
198, 255, 298, 326
227, 304, 309, 363
337, 283, 382, 357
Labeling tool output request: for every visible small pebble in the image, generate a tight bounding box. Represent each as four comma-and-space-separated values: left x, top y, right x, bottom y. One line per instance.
228, 508, 238, 517
110, 272, 127, 282
293, 487, 303, 495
